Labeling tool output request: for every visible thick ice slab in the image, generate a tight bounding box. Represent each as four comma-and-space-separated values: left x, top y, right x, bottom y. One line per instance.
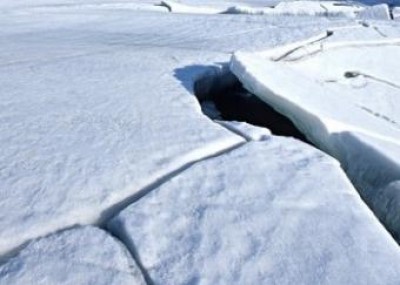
231, 25, 400, 239
109, 138, 400, 285
0, 226, 145, 285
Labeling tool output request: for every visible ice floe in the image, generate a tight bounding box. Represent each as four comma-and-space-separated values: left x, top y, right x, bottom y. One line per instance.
109, 138, 400, 285
231, 25, 400, 240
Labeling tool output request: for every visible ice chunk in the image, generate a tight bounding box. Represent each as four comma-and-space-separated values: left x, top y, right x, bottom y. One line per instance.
0, 226, 145, 285
273, 1, 361, 18
356, 4, 391, 20
394, 7, 400, 21
231, 26, 400, 240
109, 139, 400, 285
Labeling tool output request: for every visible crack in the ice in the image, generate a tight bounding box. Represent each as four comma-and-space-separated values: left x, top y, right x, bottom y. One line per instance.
344, 71, 400, 90
192, 65, 312, 144
157, 1, 172, 12
269, 25, 400, 63
283, 38, 400, 62
389, 5, 395, 20
101, 226, 155, 285
359, 106, 400, 129
319, 4, 329, 17
373, 26, 388, 38
97, 141, 246, 226
215, 121, 251, 142
99, 141, 248, 285
272, 30, 334, 62
360, 23, 389, 38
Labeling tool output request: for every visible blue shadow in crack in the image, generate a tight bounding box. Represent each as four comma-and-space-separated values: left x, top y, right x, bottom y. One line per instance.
174, 64, 312, 144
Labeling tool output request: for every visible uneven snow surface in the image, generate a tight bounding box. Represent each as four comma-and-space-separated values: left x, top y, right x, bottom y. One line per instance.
1, 0, 400, 283
231, 24, 400, 240
0, 0, 343, 256
0, 226, 145, 284
109, 138, 400, 285
161, 0, 390, 20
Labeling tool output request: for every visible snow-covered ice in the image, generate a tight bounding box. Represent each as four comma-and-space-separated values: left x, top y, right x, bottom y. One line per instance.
231, 24, 400, 240
0, 226, 145, 284
109, 138, 400, 285
159, 0, 224, 14
160, 0, 390, 20
394, 7, 400, 21
1, 0, 400, 283
0, 1, 345, 256
0, 24, 244, 256
356, 4, 391, 20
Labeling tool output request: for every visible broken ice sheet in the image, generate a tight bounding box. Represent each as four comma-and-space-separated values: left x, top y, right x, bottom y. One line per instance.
231, 26, 400, 240
109, 138, 400, 285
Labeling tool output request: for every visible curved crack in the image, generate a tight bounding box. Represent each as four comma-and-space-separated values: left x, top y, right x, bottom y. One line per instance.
193, 64, 313, 144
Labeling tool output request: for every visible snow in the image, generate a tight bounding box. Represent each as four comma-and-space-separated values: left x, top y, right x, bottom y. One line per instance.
0, 1, 344, 256
0, 42, 244, 256
231, 25, 400, 240
356, 4, 391, 20
159, 0, 390, 20
394, 7, 400, 21
270, 1, 362, 17
0, 0, 159, 10
0, 0, 399, 282
28, 2, 169, 13
216, 121, 272, 141
109, 138, 400, 285
0, 226, 145, 284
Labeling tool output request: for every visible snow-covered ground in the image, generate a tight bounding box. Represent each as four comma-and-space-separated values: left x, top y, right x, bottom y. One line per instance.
1, 0, 400, 283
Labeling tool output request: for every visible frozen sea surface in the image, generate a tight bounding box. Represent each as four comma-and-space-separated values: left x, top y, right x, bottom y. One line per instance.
109, 137, 400, 285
